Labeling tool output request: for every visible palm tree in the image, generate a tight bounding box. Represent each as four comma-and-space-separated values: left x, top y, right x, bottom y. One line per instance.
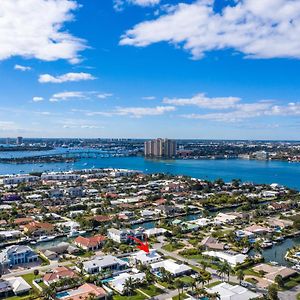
124, 277, 135, 296
174, 279, 184, 300
204, 272, 212, 286
196, 274, 205, 287
236, 269, 244, 285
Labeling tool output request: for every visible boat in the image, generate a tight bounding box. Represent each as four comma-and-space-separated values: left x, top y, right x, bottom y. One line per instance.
37, 235, 56, 243
261, 241, 273, 248
67, 229, 86, 238
270, 261, 279, 266
292, 264, 300, 271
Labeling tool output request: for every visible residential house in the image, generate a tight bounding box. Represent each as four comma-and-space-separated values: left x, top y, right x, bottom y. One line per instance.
109, 272, 145, 295
43, 266, 79, 286
206, 282, 260, 300
82, 255, 129, 275
107, 228, 144, 244
201, 236, 226, 250
23, 221, 54, 236
0, 245, 38, 268
56, 283, 108, 300
150, 259, 192, 277
74, 235, 106, 251
131, 250, 162, 265
6, 277, 31, 295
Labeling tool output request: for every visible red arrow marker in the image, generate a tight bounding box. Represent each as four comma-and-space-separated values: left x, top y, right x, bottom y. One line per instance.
128, 236, 150, 253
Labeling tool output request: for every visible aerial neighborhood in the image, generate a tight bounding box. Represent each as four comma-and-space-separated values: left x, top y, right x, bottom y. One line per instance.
0, 169, 300, 300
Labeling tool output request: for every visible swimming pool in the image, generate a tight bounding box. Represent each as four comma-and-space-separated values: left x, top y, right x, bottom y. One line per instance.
56, 291, 70, 299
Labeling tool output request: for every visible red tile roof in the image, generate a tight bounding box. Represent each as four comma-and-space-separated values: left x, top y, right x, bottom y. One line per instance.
74, 235, 106, 248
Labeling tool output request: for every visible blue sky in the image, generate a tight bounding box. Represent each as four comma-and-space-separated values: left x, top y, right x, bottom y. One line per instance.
1, 0, 300, 139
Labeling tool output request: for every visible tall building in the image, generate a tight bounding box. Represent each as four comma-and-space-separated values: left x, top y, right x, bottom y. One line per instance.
144, 138, 176, 158
16, 136, 23, 145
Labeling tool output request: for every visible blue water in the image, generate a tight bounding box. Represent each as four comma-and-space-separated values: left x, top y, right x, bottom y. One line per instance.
0, 153, 300, 190
56, 291, 69, 298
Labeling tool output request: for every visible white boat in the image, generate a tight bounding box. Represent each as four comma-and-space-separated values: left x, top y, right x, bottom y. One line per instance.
68, 229, 86, 238
37, 235, 56, 243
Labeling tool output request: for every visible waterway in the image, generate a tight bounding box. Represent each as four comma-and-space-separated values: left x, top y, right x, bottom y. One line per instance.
0, 150, 300, 190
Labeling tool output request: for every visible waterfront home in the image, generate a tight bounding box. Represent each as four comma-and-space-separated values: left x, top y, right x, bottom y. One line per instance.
109, 272, 145, 294
235, 230, 255, 240
131, 249, 162, 265
13, 217, 34, 226
201, 236, 226, 250
154, 205, 180, 217
150, 259, 192, 277
82, 255, 129, 274
144, 227, 167, 237
0, 175, 39, 185
0, 245, 38, 267
56, 283, 108, 300
40, 242, 79, 259
206, 282, 260, 300
253, 264, 297, 283
244, 224, 272, 235
203, 250, 247, 266
6, 276, 32, 295
23, 221, 54, 236
214, 213, 238, 224
43, 266, 79, 286
140, 209, 158, 218
107, 227, 144, 244
41, 172, 80, 181
74, 235, 106, 251
0, 230, 22, 241
267, 218, 293, 229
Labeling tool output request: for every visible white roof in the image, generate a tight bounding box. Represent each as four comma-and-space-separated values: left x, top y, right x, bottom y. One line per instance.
109, 272, 145, 294
203, 251, 247, 266
150, 259, 191, 275
6, 277, 31, 294
207, 282, 260, 300
132, 249, 161, 264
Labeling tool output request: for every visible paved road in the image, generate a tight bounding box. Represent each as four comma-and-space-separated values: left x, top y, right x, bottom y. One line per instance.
279, 285, 300, 300
153, 237, 239, 284
2, 260, 71, 278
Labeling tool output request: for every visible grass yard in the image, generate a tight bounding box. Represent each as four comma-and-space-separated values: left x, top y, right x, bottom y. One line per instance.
180, 276, 194, 285
206, 280, 222, 288
113, 291, 147, 300
283, 274, 300, 290
162, 242, 185, 252
139, 285, 163, 297
172, 293, 188, 300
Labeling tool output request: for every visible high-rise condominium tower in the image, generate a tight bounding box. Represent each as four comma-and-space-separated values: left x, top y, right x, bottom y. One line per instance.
144, 138, 176, 158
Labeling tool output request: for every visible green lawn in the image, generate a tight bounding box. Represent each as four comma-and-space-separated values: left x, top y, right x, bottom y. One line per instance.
206, 280, 222, 288
162, 242, 184, 252
172, 293, 188, 300
113, 291, 146, 300
283, 274, 300, 290
21, 273, 41, 291
139, 285, 163, 297
180, 276, 194, 284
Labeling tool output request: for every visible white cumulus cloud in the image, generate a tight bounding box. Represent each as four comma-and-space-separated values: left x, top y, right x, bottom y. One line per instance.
120, 0, 300, 60
32, 96, 44, 102
0, 0, 86, 63
39, 72, 96, 83
14, 64, 31, 71
163, 93, 240, 109
50, 91, 88, 102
